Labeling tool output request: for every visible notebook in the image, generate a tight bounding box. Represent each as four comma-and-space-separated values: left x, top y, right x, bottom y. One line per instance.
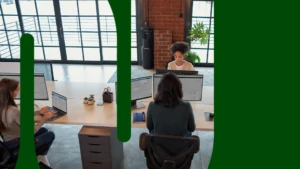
133, 112, 145, 123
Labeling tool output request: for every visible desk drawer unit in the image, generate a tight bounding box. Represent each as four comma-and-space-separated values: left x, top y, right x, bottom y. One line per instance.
78, 126, 123, 169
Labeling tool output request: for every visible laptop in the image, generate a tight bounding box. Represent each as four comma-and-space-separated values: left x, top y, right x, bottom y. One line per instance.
47, 91, 68, 121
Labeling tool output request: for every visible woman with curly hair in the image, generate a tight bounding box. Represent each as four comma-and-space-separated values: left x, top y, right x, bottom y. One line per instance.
167, 42, 195, 70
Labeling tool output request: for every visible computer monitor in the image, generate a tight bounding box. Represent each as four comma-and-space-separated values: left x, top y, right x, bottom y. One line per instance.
115, 76, 152, 109
0, 72, 49, 100
153, 74, 203, 101
156, 69, 198, 75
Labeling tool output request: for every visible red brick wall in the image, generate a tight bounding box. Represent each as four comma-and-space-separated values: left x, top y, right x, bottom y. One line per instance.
154, 30, 173, 69
145, 0, 185, 69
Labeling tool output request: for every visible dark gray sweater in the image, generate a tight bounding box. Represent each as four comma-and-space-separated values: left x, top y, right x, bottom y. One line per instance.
146, 101, 196, 137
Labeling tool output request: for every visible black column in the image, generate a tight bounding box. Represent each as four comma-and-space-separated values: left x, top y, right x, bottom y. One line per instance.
141, 27, 154, 69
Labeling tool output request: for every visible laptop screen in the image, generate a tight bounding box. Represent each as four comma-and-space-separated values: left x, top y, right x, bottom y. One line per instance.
52, 92, 67, 113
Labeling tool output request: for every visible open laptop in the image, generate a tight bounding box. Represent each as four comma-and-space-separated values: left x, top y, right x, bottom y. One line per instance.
46, 91, 68, 121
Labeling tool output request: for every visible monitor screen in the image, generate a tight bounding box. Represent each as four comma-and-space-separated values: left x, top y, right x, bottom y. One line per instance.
0, 72, 49, 100
115, 76, 152, 102
156, 69, 198, 75
153, 74, 203, 101
52, 92, 67, 113
131, 76, 152, 101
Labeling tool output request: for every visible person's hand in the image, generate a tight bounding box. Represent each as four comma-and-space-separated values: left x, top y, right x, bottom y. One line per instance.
39, 106, 50, 114
42, 111, 57, 120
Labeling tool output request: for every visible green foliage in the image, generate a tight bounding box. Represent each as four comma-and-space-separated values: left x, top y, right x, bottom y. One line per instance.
187, 22, 210, 45
185, 51, 201, 63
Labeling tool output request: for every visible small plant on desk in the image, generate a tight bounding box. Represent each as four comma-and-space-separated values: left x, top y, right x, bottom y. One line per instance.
87, 97, 94, 105
83, 97, 88, 104
90, 94, 95, 102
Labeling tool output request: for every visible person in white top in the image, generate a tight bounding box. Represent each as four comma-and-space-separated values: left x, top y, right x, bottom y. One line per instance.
167, 42, 195, 71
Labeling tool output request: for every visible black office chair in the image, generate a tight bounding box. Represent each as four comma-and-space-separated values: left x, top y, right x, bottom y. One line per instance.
0, 139, 52, 169
165, 60, 195, 70
139, 133, 200, 169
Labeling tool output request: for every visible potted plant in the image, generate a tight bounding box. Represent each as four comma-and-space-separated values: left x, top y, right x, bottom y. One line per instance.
186, 22, 210, 64
87, 97, 94, 105
185, 51, 200, 65
83, 97, 88, 104
90, 94, 95, 102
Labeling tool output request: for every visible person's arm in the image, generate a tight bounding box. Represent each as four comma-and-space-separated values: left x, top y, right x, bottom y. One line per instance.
13, 107, 47, 134
146, 102, 154, 133
187, 102, 196, 132
34, 110, 40, 116
167, 62, 171, 70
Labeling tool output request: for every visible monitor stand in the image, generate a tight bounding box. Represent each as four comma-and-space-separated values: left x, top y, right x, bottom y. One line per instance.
131, 100, 145, 110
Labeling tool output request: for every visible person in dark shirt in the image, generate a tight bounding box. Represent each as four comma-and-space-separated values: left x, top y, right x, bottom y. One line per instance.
146, 72, 196, 137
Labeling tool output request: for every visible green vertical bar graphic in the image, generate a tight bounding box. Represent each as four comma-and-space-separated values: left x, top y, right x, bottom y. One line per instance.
108, 0, 131, 142
16, 34, 39, 169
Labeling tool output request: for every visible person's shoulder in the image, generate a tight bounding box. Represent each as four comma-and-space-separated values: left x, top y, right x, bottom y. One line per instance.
184, 60, 193, 66
180, 101, 192, 109
7, 106, 20, 115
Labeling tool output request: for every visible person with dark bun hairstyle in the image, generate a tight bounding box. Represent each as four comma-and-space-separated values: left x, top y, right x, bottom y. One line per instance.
167, 42, 195, 70
146, 72, 195, 137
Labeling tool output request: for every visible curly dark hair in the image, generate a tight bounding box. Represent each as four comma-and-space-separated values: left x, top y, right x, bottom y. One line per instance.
170, 42, 189, 55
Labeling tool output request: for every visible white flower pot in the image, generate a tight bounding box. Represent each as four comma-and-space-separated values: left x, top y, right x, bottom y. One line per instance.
88, 100, 94, 105
84, 100, 88, 104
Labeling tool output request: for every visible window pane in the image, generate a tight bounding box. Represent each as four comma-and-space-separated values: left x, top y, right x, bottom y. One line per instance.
100, 16, 116, 31
190, 49, 207, 63
11, 46, 20, 59
44, 47, 61, 60
131, 0, 136, 15
208, 50, 214, 63
131, 33, 137, 47
212, 2, 214, 17
39, 17, 57, 31
66, 48, 83, 60
83, 48, 100, 61
1, 1, 18, 14
64, 32, 81, 46
4, 16, 20, 30
98, 1, 113, 15
23, 17, 39, 31
78, 0, 96, 15
20, 1, 37, 15
0, 31, 8, 44
101, 32, 116, 46
62, 17, 80, 31
60, 1, 78, 15
0, 16, 4, 30
192, 1, 212, 17
210, 18, 214, 33
36, 0, 55, 15
26, 32, 42, 46
131, 17, 136, 31
7, 31, 21, 45
209, 34, 214, 48
82, 33, 99, 46
102, 47, 116, 61
131, 48, 137, 61
34, 46, 44, 60
42, 32, 59, 46
80, 17, 98, 31
0, 45, 11, 59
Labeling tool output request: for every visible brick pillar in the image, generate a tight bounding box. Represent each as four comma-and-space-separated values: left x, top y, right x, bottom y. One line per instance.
154, 30, 173, 69
145, 0, 185, 69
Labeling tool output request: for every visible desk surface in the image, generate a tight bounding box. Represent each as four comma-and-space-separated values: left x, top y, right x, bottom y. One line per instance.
29, 81, 214, 131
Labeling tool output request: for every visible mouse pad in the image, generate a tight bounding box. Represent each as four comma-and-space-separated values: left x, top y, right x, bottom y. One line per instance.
204, 112, 214, 121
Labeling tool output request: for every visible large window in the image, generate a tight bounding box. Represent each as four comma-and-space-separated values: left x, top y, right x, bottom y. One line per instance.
190, 0, 214, 64
0, 0, 137, 63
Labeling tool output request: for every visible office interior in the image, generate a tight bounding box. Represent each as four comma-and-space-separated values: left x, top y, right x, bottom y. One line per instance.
0, 0, 214, 169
